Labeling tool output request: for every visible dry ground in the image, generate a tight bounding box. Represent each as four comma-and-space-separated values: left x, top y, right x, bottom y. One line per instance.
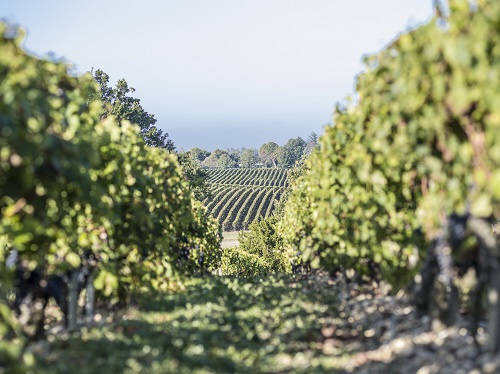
221, 231, 241, 249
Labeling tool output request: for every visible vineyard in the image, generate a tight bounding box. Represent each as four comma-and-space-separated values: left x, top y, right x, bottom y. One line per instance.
203, 168, 289, 230
1, 1, 500, 373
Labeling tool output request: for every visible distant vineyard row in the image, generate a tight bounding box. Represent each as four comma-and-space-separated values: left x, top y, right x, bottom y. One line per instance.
204, 168, 289, 230
206, 168, 289, 187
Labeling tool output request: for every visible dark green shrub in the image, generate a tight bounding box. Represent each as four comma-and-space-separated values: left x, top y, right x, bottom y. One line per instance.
238, 216, 291, 273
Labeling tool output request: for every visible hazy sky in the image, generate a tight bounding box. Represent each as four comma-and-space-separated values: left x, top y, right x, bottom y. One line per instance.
2, 1, 433, 150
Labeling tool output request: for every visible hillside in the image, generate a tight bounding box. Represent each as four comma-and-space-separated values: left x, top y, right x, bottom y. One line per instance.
203, 168, 289, 231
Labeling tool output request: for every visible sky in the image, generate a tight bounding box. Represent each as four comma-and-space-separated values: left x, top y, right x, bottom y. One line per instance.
2, 1, 433, 151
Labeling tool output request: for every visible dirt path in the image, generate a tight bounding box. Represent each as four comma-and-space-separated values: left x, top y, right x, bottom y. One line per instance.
34, 275, 496, 373
221, 231, 241, 248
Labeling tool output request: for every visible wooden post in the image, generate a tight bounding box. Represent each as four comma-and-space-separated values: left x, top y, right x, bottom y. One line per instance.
67, 271, 79, 331
86, 273, 95, 324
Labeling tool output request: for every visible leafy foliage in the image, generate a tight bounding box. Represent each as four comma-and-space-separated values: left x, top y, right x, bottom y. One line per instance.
92, 69, 174, 150
35, 276, 349, 373
176, 152, 211, 201
220, 247, 273, 276
187, 147, 210, 162
0, 22, 221, 309
240, 148, 259, 168
0, 301, 33, 373
280, 0, 499, 286
238, 215, 291, 273
259, 142, 280, 167
276, 137, 307, 168
188, 138, 310, 170
202, 149, 238, 168
0, 237, 33, 373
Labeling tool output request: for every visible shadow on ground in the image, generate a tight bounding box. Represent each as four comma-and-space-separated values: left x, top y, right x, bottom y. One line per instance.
35, 275, 348, 373
34, 274, 486, 373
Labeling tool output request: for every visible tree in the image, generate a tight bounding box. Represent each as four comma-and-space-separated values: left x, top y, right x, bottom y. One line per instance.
274, 137, 307, 168
305, 131, 320, 155
307, 132, 318, 145
275, 146, 289, 168
188, 147, 210, 162
283, 137, 306, 167
226, 148, 242, 165
177, 152, 211, 201
259, 142, 279, 167
203, 149, 223, 168
240, 148, 259, 168
202, 149, 238, 168
218, 153, 238, 168
92, 69, 175, 150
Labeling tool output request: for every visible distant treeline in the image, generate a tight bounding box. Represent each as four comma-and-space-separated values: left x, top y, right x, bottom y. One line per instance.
184, 133, 319, 169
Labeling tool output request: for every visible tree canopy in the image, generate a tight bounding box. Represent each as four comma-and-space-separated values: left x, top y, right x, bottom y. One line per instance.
240, 149, 259, 168
259, 142, 280, 167
202, 149, 238, 168
188, 147, 210, 162
92, 69, 175, 150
